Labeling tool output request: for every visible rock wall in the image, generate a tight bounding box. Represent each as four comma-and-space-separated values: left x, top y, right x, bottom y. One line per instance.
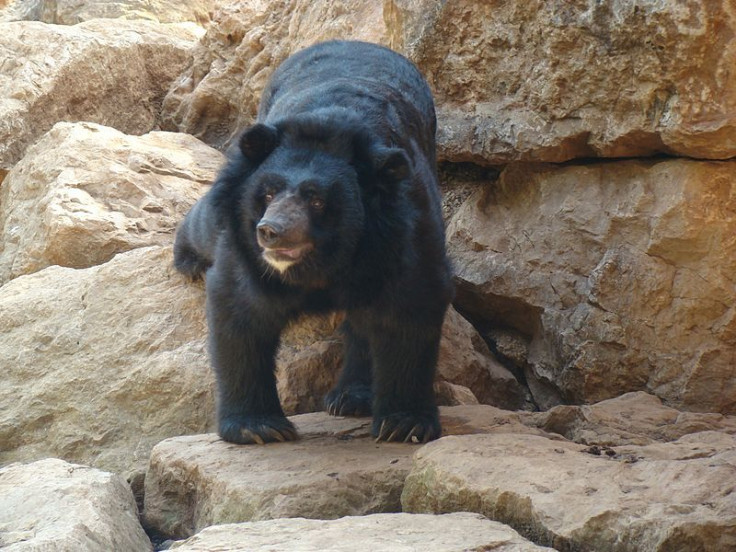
0, 1, 735, 551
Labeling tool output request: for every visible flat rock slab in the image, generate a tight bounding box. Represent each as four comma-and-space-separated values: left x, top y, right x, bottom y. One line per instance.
402, 431, 736, 552
533, 391, 736, 446
168, 513, 555, 552
143, 407, 540, 539
0, 458, 151, 551
143, 415, 408, 538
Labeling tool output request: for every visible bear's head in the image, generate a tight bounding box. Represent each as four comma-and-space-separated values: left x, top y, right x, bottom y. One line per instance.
214, 112, 411, 287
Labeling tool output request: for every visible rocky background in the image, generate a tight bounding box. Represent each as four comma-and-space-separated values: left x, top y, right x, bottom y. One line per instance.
0, 1, 734, 551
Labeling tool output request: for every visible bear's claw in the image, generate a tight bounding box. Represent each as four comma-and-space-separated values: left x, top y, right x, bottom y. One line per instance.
373, 412, 440, 444
219, 415, 299, 445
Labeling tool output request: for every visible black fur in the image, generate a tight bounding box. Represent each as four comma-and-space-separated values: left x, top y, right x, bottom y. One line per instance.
174, 40, 453, 444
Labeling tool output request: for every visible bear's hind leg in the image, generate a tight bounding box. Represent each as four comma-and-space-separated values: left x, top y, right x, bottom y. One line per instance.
369, 319, 442, 443
324, 320, 373, 417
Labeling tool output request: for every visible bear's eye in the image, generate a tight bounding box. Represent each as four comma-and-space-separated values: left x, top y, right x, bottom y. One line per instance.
310, 197, 325, 211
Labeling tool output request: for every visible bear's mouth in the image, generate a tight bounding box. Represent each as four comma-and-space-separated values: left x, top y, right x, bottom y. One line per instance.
262, 243, 314, 272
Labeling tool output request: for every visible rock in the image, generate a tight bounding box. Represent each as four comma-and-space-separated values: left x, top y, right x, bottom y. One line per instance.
142, 414, 406, 538
161, 1, 736, 163
0, 19, 203, 169
0, 122, 223, 284
0, 0, 215, 25
168, 513, 555, 552
160, 0, 391, 148
404, 0, 736, 163
276, 314, 344, 415
533, 391, 736, 446
447, 158, 736, 414
402, 431, 736, 552
0, 246, 215, 478
438, 306, 531, 410
142, 406, 535, 539
433, 381, 479, 406
0, 458, 151, 551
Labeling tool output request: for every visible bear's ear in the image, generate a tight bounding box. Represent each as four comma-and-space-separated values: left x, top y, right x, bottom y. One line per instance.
239, 123, 279, 163
373, 148, 410, 184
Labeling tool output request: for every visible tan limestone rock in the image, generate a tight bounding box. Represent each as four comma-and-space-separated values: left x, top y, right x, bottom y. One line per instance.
0, 246, 215, 477
168, 513, 555, 552
402, 431, 736, 552
0, 19, 203, 169
0, 0, 215, 25
162, 1, 736, 162
142, 414, 406, 538
447, 158, 736, 414
534, 391, 736, 446
438, 306, 530, 410
433, 381, 479, 406
276, 314, 344, 415
0, 122, 223, 284
402, 0, 736, 163
0, 458, 151, 551
160, 0, 391, 148
142, 406, 536, 539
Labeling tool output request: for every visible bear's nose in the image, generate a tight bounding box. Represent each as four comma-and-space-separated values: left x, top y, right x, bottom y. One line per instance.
257, 219, 284, 246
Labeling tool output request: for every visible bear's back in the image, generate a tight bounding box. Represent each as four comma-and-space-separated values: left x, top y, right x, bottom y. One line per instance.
258, 40, 436, 163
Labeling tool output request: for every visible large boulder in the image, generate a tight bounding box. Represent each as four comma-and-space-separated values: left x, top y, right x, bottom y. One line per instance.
402, 431, 736, 552
160, 0, 390, 147
0, 122, 223, 284
161, 0, 736, 163
167, 513, 555, 552
0, 19, 203, 169
0, 458, 151, 551
447, 158, 736, 414
0, 246, 214, 478
0, 0, 215, 25
408, 0, 736, 163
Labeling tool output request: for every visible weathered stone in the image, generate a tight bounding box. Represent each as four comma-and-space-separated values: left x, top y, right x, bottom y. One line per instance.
399, 0, 736, 163
0, 246, 214, 478
0, 0, 215, 25
402, 431, 736, 552
0, 122, 223, 284
142, 406, 536, 539
433, 381, 479, 406
447, 158, 736, 414
276, 314, 344, 415
0, 19, 203, 169
143, 414, 406, 539
168, 513, 555, 552
0, 458, 151, 551
161, 1, 736, 163
534, 391, 736, 447
160, 0, 391, 148
438, 306, 530, 410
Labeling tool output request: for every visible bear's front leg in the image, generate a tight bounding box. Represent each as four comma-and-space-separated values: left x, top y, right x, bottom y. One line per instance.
367, 318, 443, 443
206, 271, 297, 445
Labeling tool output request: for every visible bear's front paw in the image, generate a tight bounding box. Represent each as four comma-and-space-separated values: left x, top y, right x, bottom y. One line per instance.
372, 411, 441, 443
218, 415, 299, 445
324, 383, 372, 417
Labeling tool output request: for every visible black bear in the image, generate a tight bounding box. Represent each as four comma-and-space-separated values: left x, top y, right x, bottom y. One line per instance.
174, 40, 453, 444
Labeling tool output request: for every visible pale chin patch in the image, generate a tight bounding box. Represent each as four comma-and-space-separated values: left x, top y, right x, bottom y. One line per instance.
263, 252, 296, 274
